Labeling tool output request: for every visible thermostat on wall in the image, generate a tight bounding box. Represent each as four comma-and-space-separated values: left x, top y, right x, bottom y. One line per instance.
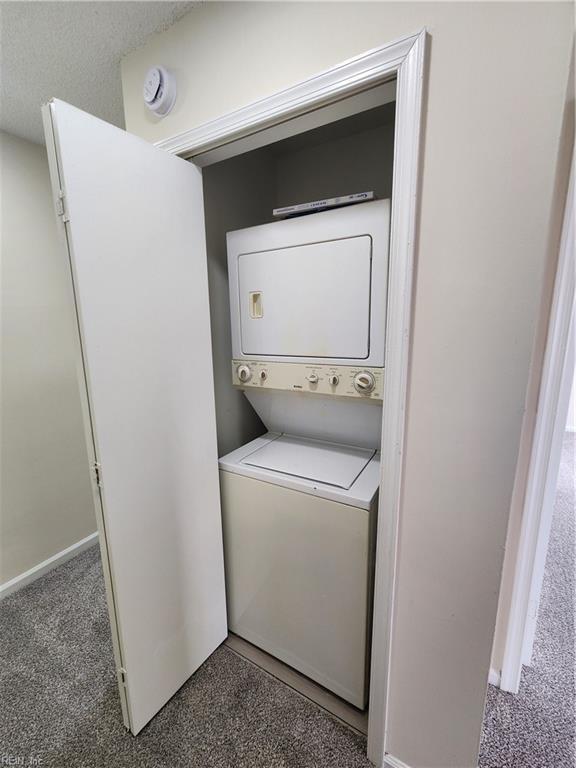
143, 66, 177, 117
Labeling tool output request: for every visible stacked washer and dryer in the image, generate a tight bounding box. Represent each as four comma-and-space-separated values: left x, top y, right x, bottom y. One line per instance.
218, 199, 390, 710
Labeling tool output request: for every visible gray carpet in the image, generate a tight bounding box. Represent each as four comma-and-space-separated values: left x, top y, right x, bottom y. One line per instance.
0, 543, 370, 767
2, 436, 573, 767
479, 431, 575, 768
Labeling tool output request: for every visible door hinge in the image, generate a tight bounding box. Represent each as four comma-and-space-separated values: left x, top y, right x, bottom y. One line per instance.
93, 462, 102, 488
118, 667, 128, 686
56, 189, 69, 222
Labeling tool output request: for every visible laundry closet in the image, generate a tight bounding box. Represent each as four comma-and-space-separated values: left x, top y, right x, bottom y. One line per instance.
204, 103, 394, 718
41, 86, 397, 739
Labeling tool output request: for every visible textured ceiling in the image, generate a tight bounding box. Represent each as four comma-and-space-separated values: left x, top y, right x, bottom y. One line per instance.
0, 1, 195, 144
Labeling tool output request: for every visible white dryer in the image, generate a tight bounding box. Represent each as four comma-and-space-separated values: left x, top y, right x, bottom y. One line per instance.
219, 200, 390, 708
227, 199, 389, 368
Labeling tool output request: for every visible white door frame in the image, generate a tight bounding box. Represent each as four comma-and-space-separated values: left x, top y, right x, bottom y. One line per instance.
500, 155, 575, 693
156, 31, 427, 766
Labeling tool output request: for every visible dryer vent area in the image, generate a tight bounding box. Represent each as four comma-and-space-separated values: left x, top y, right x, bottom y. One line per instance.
199, 97, 396, 727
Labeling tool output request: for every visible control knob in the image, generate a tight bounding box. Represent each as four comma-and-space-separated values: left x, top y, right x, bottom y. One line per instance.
328, 374, 340, 386
237, 364, 252, 383
353, 371, 376, 395
306, 374, 319, 385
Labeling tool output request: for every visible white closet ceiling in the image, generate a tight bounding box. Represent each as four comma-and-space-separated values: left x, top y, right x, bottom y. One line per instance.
0, 1, 195, 145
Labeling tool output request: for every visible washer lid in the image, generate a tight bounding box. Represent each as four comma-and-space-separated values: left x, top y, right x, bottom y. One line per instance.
240, 434, 375, 490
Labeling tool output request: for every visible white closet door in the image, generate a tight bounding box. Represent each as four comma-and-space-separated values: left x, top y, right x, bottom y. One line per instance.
42, 100, 227, 735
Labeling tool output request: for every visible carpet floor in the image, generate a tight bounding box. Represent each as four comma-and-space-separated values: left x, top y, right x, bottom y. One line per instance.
479, 431, 575, 768
0, 543, 370, 767
1, 435, 573, 767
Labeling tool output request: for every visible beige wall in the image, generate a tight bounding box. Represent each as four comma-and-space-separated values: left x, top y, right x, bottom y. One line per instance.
490, 53, 574, 676
274, 117, 395, 208
0, 131, 96, 586
121, 4, 574, 767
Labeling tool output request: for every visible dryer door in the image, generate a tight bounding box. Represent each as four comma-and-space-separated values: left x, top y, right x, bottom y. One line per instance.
42, 100, 227, 735
238, 235, 372, 358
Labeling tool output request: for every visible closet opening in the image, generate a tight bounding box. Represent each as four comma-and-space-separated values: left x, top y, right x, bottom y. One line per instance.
200, 92, 396, 733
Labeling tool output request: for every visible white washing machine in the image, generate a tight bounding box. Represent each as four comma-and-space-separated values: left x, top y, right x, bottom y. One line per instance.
219, 200, 390, 708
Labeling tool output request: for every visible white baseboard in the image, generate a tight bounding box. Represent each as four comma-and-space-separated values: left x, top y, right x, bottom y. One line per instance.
488, 667, 501, 687
383, 752, 479, 768
0, 531, 99, 599
383, 754, 411, 768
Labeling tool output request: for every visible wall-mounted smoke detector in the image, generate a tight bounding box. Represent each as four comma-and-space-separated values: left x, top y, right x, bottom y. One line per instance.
143, 66, 176, 117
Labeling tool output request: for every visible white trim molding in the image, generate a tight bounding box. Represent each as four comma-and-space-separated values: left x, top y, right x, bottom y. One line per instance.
383, 754, 412, 768
0, 532, 99, 600
367, 30, 426, 767
155, 33, 420, 159
155, 29, 427, 767
500, 156, 575, 693
488, 667, 501, 687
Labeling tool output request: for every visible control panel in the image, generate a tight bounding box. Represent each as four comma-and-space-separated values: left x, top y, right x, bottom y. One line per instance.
231, 360, 384, 401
